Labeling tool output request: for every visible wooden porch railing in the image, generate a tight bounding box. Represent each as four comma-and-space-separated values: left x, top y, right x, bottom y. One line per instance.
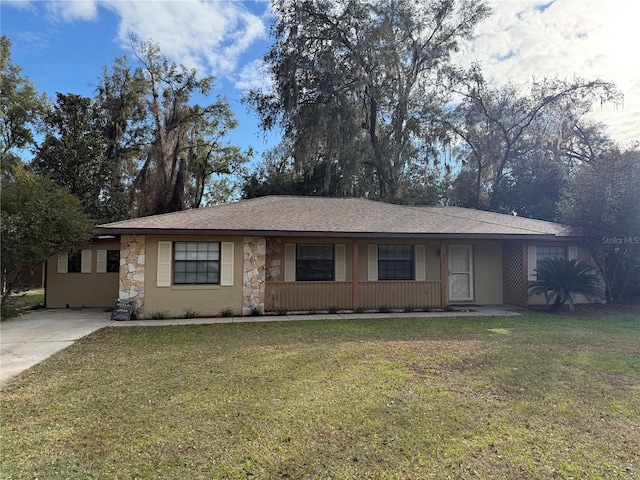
265, 281, 442, 312
265, 282, 353, 311
358, 281, 442, 310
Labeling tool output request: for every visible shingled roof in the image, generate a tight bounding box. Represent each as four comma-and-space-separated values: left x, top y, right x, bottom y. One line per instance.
93, 196, 578, 239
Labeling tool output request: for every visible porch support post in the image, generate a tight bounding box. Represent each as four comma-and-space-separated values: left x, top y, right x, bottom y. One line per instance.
352, 240, 359, 309
242, 237, 266, 316
440, 240, 447, 308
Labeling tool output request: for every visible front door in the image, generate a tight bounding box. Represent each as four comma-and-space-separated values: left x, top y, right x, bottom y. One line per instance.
448, 245, 473, 301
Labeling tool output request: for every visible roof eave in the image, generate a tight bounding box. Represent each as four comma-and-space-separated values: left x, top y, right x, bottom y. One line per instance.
92, 226, 580, 240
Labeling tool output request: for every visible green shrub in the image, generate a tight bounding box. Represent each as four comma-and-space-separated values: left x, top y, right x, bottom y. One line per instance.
220, 307, 234, 318
1, 303, 19, 320
150, 311, 168, 320
529, 258, 602, 311
183, 309, 198, 319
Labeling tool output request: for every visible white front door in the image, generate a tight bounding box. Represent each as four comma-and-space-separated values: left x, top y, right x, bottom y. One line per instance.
448, 245, 473, 301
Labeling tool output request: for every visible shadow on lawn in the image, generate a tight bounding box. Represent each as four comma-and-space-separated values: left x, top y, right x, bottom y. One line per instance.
527, 302, 640, 318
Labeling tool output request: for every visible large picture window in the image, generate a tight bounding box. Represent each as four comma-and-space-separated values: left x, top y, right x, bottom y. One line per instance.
378, 244, 414, 281
536, 246, 567, 273
173, 242, 220, 285
296, 244, 334, 281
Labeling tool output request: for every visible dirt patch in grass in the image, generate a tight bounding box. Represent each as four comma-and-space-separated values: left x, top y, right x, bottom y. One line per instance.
600, 371, 640, 390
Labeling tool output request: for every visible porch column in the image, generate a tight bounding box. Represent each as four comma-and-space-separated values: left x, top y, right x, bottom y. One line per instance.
352, 241, 359, 309
119, 235, 146, 318
242, 237, 266, 315
440, 240, 447, 308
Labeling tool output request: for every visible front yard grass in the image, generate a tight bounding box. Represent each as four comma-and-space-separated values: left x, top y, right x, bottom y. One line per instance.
1, 311, 639, 479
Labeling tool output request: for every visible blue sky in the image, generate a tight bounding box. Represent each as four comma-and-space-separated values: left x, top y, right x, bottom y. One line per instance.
2, 0, 638, 162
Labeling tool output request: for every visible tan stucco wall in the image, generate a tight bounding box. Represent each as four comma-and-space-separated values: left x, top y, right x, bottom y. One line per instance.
45, 239, 120, 308
45, 236, 516, 311
143, 235, 244, 318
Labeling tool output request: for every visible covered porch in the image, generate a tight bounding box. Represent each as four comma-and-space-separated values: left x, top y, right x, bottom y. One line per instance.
260, 237, 529, 313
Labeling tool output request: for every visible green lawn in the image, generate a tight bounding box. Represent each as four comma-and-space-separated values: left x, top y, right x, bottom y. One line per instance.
1, 311, 639, 479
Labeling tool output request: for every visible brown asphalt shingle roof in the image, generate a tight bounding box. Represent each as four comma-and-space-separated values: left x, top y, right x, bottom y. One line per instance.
93, 196, 578, 238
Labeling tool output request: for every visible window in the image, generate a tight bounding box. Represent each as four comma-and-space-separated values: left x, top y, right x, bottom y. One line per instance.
529, 245, 576, 281
68, 250, 82, 273
378, 244, 414, 281
173, 242, 220, 285
106, 250, 120, 273
296, 244, 334, 281
536, 246, 566, 273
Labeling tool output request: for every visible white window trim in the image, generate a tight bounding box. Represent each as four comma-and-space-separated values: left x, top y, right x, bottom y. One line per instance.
158, 241, 233, 287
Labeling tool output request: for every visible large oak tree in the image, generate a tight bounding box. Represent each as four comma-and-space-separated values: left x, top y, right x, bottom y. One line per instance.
248, 0, 491, 201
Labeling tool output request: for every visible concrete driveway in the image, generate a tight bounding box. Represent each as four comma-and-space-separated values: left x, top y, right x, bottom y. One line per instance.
1, 305, 520, 383
0, 308, 112, 383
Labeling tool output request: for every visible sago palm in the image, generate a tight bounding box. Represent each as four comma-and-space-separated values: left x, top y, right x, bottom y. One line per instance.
528, 258, 602, 311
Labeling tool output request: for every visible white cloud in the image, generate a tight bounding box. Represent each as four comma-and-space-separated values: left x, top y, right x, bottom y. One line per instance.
47, 0, 99, 22
1, 0, 34, 11
102, 0, 268, 80
235, 58, 272, 92
456, 0, 640, 145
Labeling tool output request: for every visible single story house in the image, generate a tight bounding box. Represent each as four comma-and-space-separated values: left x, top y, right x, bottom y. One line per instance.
45, 196, 594, 317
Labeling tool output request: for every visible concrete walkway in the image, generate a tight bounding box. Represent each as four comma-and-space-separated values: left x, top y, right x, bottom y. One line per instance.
1, 306, 521, 383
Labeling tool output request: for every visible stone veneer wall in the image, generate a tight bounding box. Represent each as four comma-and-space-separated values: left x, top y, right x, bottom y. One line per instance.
266, 238, 283, 281
120, 235, 146, 317
265, 238, 282, 311
243, 237, 266, 316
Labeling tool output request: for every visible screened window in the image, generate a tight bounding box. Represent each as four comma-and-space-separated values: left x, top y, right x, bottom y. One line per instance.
378, 245, 414, 281
173, 242, 220, 285
536, 246, 567, 273
296, 244, 334, 281
106, 250, 120, 273
68, 250, 82, 273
